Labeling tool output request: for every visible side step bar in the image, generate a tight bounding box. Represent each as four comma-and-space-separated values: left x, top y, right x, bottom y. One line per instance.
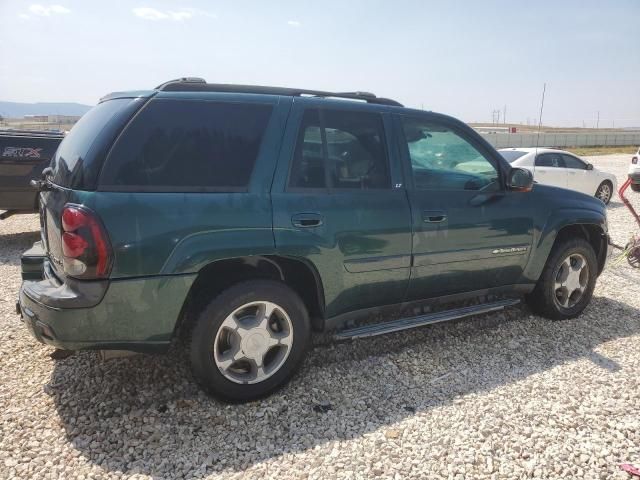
334, 298, 520, 340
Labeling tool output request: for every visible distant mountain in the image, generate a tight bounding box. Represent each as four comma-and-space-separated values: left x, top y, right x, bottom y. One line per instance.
0, 101, 93, 118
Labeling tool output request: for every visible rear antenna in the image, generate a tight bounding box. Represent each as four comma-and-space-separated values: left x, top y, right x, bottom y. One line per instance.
534, 82, 547, 176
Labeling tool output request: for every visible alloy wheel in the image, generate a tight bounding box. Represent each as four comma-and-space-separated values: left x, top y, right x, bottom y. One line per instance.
596, 183, 611, 203
553, 253, 589, 309
213, 301, 293, 384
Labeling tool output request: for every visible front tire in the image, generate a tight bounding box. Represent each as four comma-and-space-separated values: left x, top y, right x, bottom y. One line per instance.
526, 238, 598, 320
189, 280, 311, 402
595, 181, 613, 204
630, 183, 640, 193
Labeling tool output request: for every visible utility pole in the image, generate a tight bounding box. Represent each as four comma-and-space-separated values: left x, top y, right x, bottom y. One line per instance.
596, 111, 600, 129
503, 105, 507, 125
492, 109, 501, 125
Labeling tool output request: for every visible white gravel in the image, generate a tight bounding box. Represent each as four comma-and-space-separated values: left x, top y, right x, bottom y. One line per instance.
1, 153, 639, 479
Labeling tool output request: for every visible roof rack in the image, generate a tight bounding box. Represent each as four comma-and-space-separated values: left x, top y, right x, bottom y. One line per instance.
154, 78, 403, 107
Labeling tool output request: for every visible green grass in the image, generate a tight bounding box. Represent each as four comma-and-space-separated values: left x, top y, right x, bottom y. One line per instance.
566, 146, 637, 156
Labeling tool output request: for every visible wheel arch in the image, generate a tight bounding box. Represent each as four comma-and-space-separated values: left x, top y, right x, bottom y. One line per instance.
175, 255, 326, 338
526, 209, 608, 281
553, 224, 607, 275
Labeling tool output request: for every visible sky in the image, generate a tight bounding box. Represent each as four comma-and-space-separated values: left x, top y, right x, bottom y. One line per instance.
0, 0, 639, 127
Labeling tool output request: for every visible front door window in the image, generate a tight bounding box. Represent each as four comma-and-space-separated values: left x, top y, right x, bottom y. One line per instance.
401, 118, 499, 192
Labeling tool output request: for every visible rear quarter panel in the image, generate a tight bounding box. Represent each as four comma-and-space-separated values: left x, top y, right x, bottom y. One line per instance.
74, 94, 292, 278
74, 190, 276, 277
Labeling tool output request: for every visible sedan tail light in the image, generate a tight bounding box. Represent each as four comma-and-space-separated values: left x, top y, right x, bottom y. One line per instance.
61, 205, 112, 279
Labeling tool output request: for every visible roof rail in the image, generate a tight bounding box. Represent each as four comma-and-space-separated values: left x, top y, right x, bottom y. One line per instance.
154, 78, 403, 107
155, 77, 207, 90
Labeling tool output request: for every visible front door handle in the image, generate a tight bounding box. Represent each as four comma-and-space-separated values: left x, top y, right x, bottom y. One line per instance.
422, 210, 447, 223
292, 213, 323, 228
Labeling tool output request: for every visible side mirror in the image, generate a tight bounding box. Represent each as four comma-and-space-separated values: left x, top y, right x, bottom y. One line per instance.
508, 167, 534, 192
586, 163, 594, 170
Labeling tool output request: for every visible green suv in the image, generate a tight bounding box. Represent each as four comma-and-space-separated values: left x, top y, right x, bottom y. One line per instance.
18, 78, 609, 401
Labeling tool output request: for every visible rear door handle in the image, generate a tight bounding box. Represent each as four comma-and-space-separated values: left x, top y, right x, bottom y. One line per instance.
292, 213, 323, 228
422, 210, 447, 223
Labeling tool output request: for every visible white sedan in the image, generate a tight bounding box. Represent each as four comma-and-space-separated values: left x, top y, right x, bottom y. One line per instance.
629, 147, 640, 192
499, 148, 617, 204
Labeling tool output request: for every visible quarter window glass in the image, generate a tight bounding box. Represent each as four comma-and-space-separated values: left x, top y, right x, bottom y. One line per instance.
52, 98, 135, 188
401, 117, 499, 191
101, 99, 273, 190
562, 154, 587, 169
289, 109, 391, 190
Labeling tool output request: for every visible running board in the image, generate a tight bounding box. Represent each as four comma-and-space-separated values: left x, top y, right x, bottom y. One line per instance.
333, 298, 520, 340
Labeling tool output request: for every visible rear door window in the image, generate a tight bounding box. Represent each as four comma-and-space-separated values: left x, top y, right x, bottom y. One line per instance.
288, 108, 391, 190
100, 99, 273, 191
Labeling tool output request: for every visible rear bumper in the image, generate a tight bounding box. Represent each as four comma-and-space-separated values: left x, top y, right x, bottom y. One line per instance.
18, 242, 196, 352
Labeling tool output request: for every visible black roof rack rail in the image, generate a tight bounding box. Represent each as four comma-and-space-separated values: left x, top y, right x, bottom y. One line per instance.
154, 78, 403, 107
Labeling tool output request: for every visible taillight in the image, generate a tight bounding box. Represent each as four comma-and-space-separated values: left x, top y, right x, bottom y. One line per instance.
61, 205, 112, 279
633, 157, 638, 165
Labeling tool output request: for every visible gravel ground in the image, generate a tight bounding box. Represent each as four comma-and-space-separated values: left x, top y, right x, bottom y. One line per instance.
1, 153, 639, 480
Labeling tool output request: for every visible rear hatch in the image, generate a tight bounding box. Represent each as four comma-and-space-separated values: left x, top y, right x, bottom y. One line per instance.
40, 96, 149, 277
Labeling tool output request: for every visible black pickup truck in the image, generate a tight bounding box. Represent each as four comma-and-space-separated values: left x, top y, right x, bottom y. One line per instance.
0, 130, 64, 219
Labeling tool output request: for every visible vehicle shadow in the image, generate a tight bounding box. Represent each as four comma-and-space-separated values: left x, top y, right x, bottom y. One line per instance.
48, 295, 640, 478
606, 200, 626, 210
0, 230, 40, 266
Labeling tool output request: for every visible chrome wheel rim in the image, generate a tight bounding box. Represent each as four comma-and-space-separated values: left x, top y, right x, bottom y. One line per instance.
553, 253, 589, 309
597, 184, 611, 203
213, 301, 293, 384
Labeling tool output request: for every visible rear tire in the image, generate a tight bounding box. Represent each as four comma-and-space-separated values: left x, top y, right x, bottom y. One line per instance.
189, 280, 311, 402
595, 181, 613, 204
526, 238, 598, 320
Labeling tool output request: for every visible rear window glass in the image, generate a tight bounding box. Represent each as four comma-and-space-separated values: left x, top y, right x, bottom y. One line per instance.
51, 99, 134, 188
499, 150, 528, 163
100, 99, 273, 191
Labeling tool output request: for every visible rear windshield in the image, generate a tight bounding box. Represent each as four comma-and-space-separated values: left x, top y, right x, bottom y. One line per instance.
51, 98, 140, 189
99, 99, 273, 191
499, 150, 528, 163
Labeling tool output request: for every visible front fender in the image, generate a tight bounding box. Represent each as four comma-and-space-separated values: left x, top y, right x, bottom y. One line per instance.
524, 207, 607, 281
